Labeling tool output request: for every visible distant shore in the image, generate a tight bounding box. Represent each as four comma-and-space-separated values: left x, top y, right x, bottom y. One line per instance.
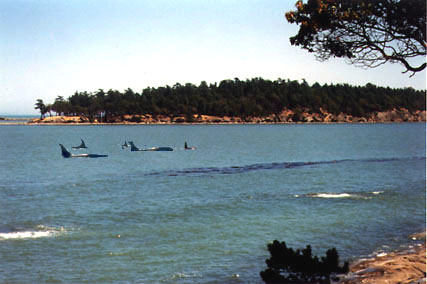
0, 117, 36, 124
341, 232, 426, 284
0, 117, 32, 121
10, 107, 427, 125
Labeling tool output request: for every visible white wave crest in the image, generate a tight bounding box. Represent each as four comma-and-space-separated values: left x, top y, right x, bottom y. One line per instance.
171, 272, 202, 279
0, 225, 65, 240
306, 192, 379, 199
309, 193, 354, 199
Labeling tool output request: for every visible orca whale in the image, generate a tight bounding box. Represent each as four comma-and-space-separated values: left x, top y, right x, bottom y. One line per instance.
184, 141, 196, 150
129, 141, 173, 152
128, 141, 141, 151
60, 144, 108, 158
72, 139, 88, 149
144, 146, 174, 151
122, 141, 129, 149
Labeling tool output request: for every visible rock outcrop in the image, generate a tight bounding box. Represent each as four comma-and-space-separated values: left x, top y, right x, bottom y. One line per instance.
28, 108, 426, 124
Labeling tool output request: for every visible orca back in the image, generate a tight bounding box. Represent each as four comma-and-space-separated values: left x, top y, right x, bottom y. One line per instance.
156, 147, 173, 151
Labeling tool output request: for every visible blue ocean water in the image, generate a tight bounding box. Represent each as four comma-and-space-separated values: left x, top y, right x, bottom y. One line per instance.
0, 123, 425, 283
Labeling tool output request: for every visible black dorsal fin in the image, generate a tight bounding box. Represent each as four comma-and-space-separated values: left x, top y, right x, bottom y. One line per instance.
59, 144, 72, 158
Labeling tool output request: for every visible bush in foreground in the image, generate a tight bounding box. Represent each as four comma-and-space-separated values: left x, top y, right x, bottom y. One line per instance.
260, 240, 349, 284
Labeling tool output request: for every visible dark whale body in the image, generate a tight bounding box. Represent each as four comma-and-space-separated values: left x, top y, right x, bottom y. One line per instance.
72, 139, 88, 149
60, 144, 108, 158
129, 141, 173, 152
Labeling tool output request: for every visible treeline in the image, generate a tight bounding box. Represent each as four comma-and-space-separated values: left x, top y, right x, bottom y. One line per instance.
35, 78, 425, 122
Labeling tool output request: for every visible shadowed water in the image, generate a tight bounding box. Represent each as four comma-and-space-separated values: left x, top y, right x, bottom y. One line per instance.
147, 156, 423, 177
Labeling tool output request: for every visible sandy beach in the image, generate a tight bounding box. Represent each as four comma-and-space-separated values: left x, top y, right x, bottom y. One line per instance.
341, 232, 426, 284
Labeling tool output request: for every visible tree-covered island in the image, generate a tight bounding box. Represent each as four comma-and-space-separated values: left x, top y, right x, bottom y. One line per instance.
32, 78, 425, 124
32, 0, 426, 125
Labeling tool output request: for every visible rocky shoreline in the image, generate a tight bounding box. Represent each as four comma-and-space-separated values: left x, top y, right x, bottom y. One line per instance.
340, 232, 426, 284
26, 108, 426, 125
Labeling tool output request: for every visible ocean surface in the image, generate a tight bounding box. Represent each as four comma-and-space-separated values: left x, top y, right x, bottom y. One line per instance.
0, 123, 425, 283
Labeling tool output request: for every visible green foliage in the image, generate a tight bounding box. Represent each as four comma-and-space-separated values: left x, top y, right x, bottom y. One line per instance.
52, 96, 70, 116
34, 99, 47, 119
260, 240, 349, 283
286, 0, 426, 76
39, 78, 426, 121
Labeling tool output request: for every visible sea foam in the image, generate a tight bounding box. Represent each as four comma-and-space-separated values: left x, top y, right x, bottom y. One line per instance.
310, 193, 353, 198
304, 191, 384, 199
305, 192, 372, 199
0, 225, 64, 240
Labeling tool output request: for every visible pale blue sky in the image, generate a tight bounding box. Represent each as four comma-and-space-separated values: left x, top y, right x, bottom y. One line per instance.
1, 0, 425, 115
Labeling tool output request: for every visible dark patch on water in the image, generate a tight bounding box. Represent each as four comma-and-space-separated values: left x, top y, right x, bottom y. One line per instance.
146, 156, 425, 177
